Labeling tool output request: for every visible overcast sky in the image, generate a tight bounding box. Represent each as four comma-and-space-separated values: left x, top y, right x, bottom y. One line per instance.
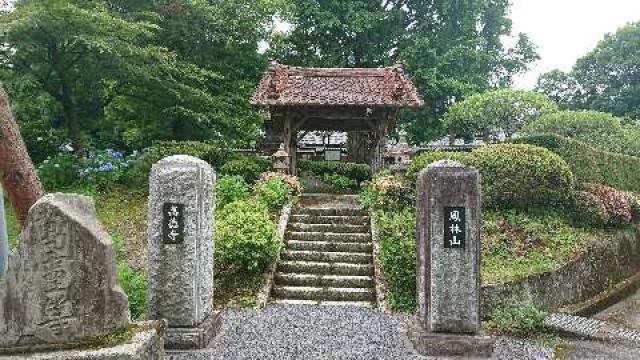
511, 0, 640, 89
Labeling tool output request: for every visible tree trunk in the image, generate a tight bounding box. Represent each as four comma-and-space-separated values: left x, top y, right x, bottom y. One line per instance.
0, 87, 45, 227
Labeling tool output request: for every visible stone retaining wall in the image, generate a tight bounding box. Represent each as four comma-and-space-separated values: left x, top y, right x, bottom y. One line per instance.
481, 225, 640, 317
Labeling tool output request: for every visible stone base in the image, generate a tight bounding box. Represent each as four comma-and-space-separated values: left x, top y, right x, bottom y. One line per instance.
0, 321, 165, 360
165, 311, 222, 350
407, 320, 495, 358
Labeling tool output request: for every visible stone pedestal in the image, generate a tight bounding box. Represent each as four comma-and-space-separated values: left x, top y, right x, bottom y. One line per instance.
146, 155, 220, 349
411, 160, 491, 357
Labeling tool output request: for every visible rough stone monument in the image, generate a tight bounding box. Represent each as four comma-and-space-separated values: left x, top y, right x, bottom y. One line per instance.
409, 160, 494, 357
147, 155, 220, 349
0, 193, 165, 359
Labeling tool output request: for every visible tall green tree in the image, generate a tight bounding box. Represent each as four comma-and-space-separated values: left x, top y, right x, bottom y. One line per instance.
270, 0, 538, 143
536, 22, 640, 120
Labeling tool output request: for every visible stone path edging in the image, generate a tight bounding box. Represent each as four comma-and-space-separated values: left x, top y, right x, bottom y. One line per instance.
255, 203, 292, 308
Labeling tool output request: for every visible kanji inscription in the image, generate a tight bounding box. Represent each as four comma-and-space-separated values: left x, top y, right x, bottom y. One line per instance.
444, 206, 466, 249
163, 203, 185, 244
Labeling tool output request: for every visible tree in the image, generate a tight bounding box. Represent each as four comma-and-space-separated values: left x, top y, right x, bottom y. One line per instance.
536, 22, 640, 120
0, 86, 44, 227
270, 0, 539, 143
443, 89, 558, 141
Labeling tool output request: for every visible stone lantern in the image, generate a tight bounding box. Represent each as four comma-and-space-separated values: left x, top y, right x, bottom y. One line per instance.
272, 143, 290, 174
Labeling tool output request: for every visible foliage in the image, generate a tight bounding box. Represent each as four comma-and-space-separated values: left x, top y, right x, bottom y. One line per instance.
513, 135, 640, 192
360, 174, 413, 212
487, 302, 546, 338
570, 191, 611, 228
216, 176, 251, 209
481, 209, 592, 284
471, 144, 574, 208
582, 184, 632, 225
271, 0, 538, 143
254, 172, 301, 211
320, 173, 358, 191
112, 234, 147, 321
376, 209, 417, 312
38, 149, 134, 192
216, 199, 280, 274
128, 141, 232, 186
405, 151, 472, 187
623, 192, 640, 222
536, 22, 640, 120
523, 110, 640, 157
443, 89, 558, 139
5, 196, 18, 249
298, 160, 372, 186
220, 156, 272, 184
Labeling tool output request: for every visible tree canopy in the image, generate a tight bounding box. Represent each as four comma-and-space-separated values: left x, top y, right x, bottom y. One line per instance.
443, 89, 558, 141
536, 22, 640, 120
270, 0, 539, 143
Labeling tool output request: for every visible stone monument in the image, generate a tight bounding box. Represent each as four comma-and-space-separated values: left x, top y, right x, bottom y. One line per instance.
147, 155, 221, 349
409, 160, 494, 357
0, 193, 165, 359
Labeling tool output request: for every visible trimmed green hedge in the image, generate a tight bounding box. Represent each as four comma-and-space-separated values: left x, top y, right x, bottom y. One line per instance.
220, 156, 272, 184
406, 144, 574, 209
513, 134, 640, 192
297, 160, 372, 185
128, 141, 233, 186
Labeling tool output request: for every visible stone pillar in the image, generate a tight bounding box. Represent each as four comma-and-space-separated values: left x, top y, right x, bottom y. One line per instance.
410, 160, 493, 357
0, 185, 8, 277
147, 155, 221, 349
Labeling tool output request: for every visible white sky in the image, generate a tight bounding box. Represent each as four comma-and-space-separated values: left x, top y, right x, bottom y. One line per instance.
511, 0, 640, 89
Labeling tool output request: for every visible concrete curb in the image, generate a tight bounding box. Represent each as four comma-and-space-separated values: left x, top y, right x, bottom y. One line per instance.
370, 211, 390, 313
562, 272, 640, 317
544, 313, 640, 348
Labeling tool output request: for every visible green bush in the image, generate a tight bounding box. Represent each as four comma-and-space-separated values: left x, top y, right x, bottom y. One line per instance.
376, 209, 417, 311
405, 151, 472, 187
321, 173, 358, 190
471, 144, 574, 208
216, 199, 281, 274
623, 192, 640, 221
216, 176, 250, 208
117, 262, 147, 320
220, 156, 272, 184
487, 302, 546, 338
298, 160, 372, 185
129, 141, 233, 186
360, 174, 413, 212
570, 191, 611, 228
514, 134, 640, 192
523, 110, 640, 157
254, 172, 302, 211
582, 184, 632, 225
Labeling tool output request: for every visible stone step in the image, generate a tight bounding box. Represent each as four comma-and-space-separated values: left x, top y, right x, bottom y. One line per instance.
289, 223, 369, 233
278, 261, 374, 276
272, 286, 376, 302
287, 232, 371, 243
290, 214, 369, 225
282, 250, 372, 264
273, 299, 374, 308
287, 240, 373, 253
275, 273, 374, 288
294, 208, 367, 217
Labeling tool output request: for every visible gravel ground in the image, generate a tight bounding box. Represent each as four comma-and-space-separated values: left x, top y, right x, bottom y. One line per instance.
167, 304, 639, 360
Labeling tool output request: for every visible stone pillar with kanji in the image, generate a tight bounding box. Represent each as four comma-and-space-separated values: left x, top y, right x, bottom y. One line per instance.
146, 155, 221, 349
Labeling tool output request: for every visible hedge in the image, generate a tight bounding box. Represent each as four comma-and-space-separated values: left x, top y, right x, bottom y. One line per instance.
405, 151, 472, 186
297, 160, 372, 185
513, 134, 640, 192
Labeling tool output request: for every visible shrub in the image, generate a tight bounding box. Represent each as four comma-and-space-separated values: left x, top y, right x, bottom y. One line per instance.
38, 149, 134, 192
216, 176, 250, 209
117, 262, 147, 320
570, 191, 611, 228
220, 156, 272, 184
298, 160, 372, 185
321, 173, 358, 190
254, 172, 302, 211
129, 141, 233, 186
513, 134, 640, 192
623, 192, 640, 221
376, 209, 417, 311
471, 144, 574, 208
487, 302, 546, 338
405, 151, 472, 187
583, 184, 632, 225
360, 174, 414, 212
216, 199, 280, 273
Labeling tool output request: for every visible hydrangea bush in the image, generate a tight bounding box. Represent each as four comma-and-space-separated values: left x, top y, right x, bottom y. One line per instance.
583, 184, 632, 224
254, 172, 302, 211
360, 174, 413, 212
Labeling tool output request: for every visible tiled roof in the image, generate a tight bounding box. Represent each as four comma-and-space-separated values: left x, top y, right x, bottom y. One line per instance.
251, 61, 424, 108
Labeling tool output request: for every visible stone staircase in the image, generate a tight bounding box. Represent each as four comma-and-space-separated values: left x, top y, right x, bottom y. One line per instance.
271, 195, 376, 307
